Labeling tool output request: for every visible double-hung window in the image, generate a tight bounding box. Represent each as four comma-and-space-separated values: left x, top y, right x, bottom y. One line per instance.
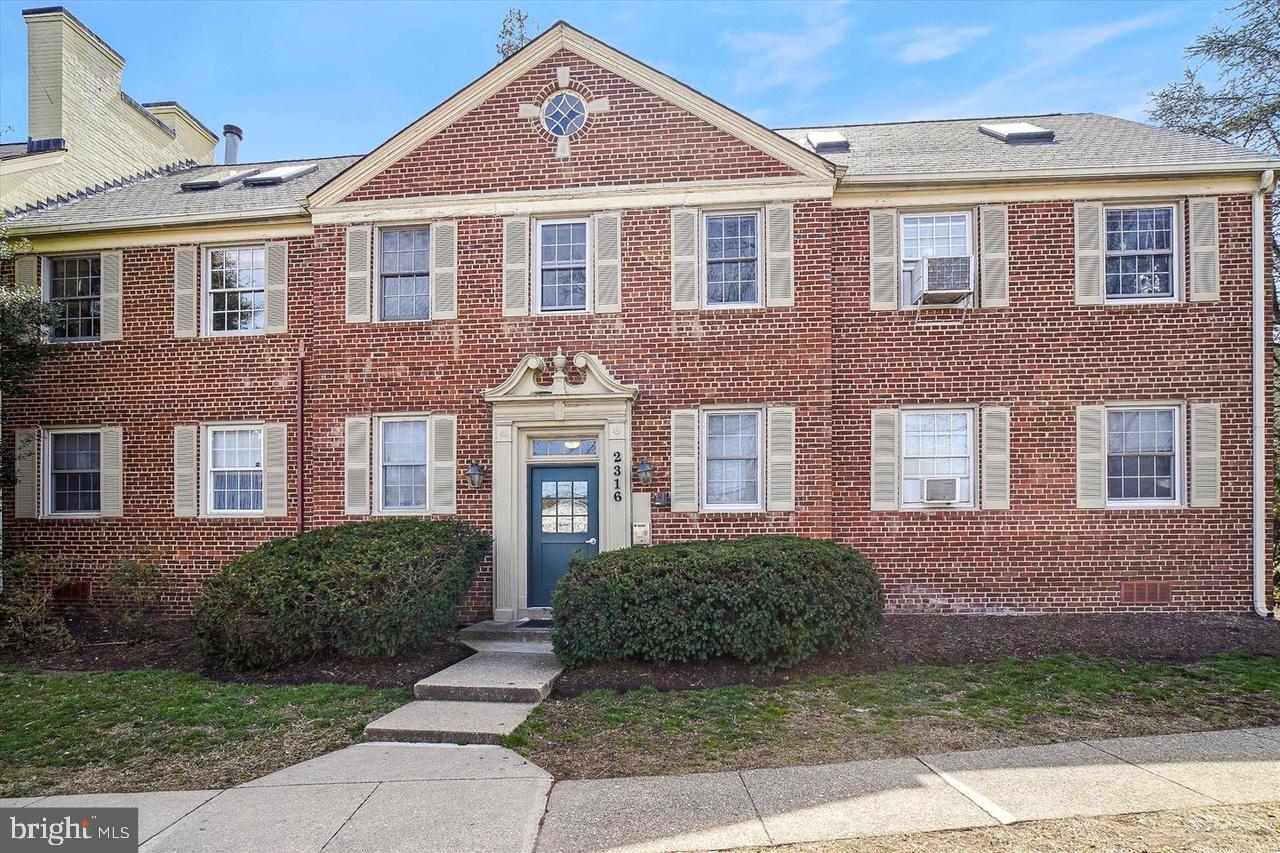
1104, 205, 1176, 301
535, 219, 590, 313
45, 429, 101, 514
377, 416, 430, 513
900, 409, 974, 508
900, 212, 973, 307
1105, 406, 1180, 505
47, 255, 101, 341
704, 211, 759, 307
378, 227, 431, 321
701, 409, 762, 511
206, 425, 263, 514
206, 245, 266, 335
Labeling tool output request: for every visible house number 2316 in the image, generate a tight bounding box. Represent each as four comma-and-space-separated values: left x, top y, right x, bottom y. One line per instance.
612, 451, 623, 502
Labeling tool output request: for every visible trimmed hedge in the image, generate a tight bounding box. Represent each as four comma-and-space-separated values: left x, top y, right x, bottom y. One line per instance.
551, 536, 882, 671
193, 519, 489, 671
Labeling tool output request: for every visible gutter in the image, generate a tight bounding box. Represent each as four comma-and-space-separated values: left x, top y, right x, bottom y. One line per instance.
1253, 169, 1274, 617
4, 207, 307, 236
839, 158, 1280, 188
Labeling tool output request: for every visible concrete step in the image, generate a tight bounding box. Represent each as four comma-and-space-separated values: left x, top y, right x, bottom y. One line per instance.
458, 620, 552, 643
363, 700, 538, 745
415, 650, 563, 703
460, 639, 555, 655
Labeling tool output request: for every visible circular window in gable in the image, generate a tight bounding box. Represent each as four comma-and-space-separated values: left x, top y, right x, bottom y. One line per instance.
541, 90, 588, 138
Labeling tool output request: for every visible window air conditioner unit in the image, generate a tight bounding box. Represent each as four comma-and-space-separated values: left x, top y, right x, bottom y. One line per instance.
922, 477, 960, 504
906, 256, 974, 305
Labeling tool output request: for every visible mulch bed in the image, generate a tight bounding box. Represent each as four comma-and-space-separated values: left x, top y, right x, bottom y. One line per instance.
553, 613, 1280, 697
0, 617, 472, 689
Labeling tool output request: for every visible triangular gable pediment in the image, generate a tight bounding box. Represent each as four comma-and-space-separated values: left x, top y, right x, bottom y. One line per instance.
309, 22, 833, 208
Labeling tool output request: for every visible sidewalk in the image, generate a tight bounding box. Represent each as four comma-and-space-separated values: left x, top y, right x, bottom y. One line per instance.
3, 727, 1278, 852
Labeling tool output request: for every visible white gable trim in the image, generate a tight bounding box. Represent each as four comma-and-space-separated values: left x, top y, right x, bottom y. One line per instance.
308, 23, 833, 208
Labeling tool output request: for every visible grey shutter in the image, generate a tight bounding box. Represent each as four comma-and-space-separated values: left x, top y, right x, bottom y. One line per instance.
173, 246, 198, 337
432, 220, 458, 320
1074, 202, 1105, 305
593, 211, 622, 313
14, 428, 37, 519
503, 216, 530, 316
764, 203, 794, 308
262, 423, 288, 517
869, 209, 898, 311
430, 414, 457, 515
15, 255, 37, 292
264, 241, 289, 333
870, 409, 899, 510
344, 416, 370, 515
99, 426, 124, 517
1076, 405, 1106, 508
1189, 402, 1221, 507
173, 425, 198, 517
100, 251, 124, 341
670, 409, 699, 512
979, 205, 1009, 308
765, 406, 796, 511
345, 225, 371, 322
670, 207, 700, 310
1188, 197, 1219, 302
980, 406, 1010, 510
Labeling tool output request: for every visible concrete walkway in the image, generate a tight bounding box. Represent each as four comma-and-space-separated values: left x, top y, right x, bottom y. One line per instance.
4, 727, 1278, 852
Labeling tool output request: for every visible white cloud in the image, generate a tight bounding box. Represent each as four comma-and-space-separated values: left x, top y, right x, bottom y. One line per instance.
893, 26, 991, 64
721, 3, 853, 96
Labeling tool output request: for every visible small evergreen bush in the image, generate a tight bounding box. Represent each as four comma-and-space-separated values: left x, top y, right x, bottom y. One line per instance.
193, 519, 489, 670
0, 552, 73, 652
552, 536, 882, 671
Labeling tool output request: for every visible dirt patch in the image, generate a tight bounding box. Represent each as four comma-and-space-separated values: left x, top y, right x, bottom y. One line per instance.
0, 618, 471, 689
553, 613, 1280, 697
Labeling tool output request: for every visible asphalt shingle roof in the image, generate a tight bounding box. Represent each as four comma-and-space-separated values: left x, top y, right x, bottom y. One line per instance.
775, 113, 1270, 178
6, 156, 360, 230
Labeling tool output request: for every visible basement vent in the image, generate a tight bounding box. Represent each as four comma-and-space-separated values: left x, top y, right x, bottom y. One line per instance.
242, 163, 319, 186
180, 168, 260, 190
1119, 581, 1173, 605
978, 122, 1055, 144
806, 130, 849, 153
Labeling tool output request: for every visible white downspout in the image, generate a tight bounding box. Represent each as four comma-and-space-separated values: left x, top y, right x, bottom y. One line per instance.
1253, 170, 1274, 617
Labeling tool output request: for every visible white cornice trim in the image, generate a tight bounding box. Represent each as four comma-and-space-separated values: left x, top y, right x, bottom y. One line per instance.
838, 159, 1280, 188
6, 207, 306, 236
312, 177, 831, 224
308, 23, 831, 208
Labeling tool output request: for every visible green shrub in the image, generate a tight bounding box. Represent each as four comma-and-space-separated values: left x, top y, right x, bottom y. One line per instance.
193, 519, 489, 671
551, 536, 882, 671
95, 548, 164, 641
0, 552, 73, 652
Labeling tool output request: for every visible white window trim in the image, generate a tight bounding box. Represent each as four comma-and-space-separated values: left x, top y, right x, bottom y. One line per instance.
533, 216, 592, 315
1103, 402, 1184, 509
898, 210, 975, 310
202, 243, 267, 338
41, 426, 103, 518
701, 208, 763, 310
373, 223, 432, 323
41, 253, 102, 344
373, 413, 432, 516
202, 422, 265, 517
898, 406, 977, 511
1101, 202, 1183, 305
699, 406, 765, 513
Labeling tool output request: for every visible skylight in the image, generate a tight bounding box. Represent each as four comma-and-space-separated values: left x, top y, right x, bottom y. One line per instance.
241, 164, 318, 186
806, 130, 849, 153
180, 168, 260, 191
978, 122, 1055, 144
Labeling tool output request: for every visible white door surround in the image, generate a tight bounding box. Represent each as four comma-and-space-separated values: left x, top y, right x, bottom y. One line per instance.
484, 349, 638, 621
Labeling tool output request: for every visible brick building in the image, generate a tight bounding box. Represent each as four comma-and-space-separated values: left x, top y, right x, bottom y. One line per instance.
2, 19, 1276, 620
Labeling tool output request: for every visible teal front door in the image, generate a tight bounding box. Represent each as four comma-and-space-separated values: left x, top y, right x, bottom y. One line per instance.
529, 465, 599, 608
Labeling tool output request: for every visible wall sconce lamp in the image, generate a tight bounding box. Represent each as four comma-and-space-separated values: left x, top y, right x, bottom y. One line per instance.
635, 460, 655, 487
465, 461, 485, 489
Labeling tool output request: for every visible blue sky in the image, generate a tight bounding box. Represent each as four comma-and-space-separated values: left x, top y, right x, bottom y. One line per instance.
0, 0, 1224, 164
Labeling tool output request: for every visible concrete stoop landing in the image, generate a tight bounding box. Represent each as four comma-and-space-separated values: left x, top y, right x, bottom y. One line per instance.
363, 620, 562, 745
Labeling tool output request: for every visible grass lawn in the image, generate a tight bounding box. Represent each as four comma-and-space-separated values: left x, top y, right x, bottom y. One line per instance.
506, 652, 1280, 779
0, 668, 406, 797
